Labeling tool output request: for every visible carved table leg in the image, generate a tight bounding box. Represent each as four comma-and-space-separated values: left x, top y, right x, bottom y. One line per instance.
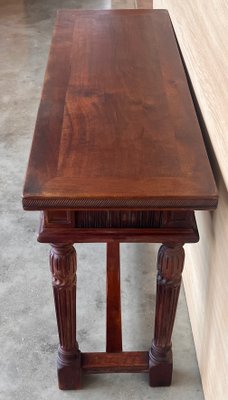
149, 243, 185, 387
50, 243, 81, 390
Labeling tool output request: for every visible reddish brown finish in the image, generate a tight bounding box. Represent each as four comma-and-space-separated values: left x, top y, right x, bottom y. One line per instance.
38, 226, 199, 244
22, 9, 217, 211
43, 212, 198, 389
44, 210, 75, 228
106, 242, 122, 352
149, 243, 185, 386
81, 351, 149, 373
38, 210, 199, 244
50, 244, 81, 389
22, 9, 218, 391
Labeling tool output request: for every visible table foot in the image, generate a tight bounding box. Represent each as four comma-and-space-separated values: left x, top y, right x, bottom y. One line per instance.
57, 347, 82, 390
149, 342, 173, 386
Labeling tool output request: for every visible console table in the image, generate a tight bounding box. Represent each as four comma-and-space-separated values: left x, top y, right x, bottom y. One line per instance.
22, 9, 218, 390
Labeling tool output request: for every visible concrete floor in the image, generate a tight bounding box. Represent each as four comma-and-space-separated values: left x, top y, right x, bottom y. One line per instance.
0, 1, 204, 399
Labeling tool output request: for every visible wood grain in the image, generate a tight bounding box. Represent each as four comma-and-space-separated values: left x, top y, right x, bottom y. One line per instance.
81, 351, 149, 373
184, 177, 228, 400
38, 226, 199, 244
135, 0, 153, 8
154, 0, 228, 190
22, 9, 219, 391
154, 2, 228, 399
22, 9, 217, 211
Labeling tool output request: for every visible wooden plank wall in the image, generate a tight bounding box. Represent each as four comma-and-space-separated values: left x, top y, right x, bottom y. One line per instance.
154, 1, 228, 400
135, 0, 153, 8
110, 0, 153, 9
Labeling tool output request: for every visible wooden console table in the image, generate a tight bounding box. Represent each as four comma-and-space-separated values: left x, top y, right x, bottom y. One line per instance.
22, 9, 218, 390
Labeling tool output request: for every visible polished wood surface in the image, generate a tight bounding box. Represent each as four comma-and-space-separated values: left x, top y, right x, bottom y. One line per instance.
22, 9, 218, 391
44, 211, 199, 389
23, 9, 217, 210
38, 210, 199, 244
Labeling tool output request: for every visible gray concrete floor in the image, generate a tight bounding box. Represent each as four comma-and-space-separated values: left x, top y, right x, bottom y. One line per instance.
0, 0, 204, 399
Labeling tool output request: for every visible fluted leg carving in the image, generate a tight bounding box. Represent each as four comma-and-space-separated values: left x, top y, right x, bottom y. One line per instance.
50, 243, 81, 389
149, 243, 185, 386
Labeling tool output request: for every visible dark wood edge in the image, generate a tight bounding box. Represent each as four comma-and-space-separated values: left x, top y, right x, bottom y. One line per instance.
81, 351, 149, 374
37, 227, 199, 244
22, 197, 218, 211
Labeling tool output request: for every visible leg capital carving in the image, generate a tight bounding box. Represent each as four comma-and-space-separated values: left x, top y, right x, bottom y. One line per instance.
50, 243, 76, 292
157, 243, 184, 288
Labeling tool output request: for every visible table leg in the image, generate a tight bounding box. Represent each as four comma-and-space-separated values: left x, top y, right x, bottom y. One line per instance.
106, 242, 122, 353
149, 243, 185, 386
49, 243, 81, 390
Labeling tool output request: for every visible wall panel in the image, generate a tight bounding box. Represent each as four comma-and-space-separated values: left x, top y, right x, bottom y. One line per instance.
154, 1, 228, 399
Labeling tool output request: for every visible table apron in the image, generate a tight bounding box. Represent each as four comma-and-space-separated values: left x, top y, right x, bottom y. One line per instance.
38, 227, 199, 243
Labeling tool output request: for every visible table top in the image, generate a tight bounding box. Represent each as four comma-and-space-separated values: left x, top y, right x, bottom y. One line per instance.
23, 9, 218, 210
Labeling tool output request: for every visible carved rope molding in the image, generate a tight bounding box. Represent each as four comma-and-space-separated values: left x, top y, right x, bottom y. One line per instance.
22, 197, 217, 210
